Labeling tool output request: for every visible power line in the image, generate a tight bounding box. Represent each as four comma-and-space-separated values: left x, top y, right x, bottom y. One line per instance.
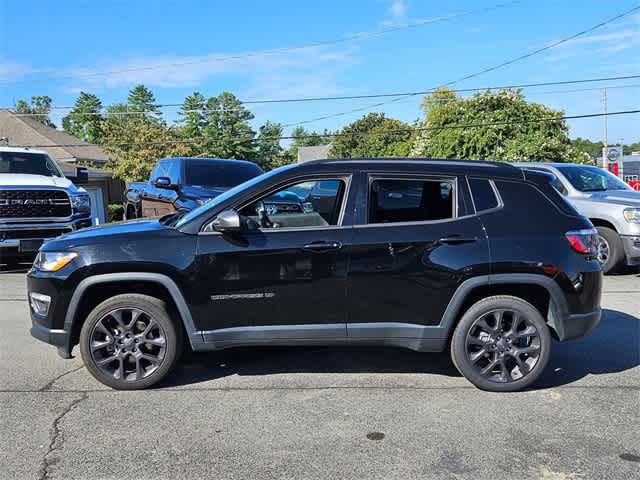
7, 74, 640, 117
285, 5, 640, 127
0, 1, 524, 85
11, 109, 639, 148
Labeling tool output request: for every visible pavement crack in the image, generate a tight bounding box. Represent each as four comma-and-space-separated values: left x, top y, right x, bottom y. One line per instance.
39, 365, 85, 392
37, 392, 88, 480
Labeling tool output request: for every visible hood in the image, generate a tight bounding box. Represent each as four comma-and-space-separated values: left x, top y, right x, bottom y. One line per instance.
585, 190, 640, 207
43, 218, 167, 249
0, 173, 85, 193
180, 184, 228, 200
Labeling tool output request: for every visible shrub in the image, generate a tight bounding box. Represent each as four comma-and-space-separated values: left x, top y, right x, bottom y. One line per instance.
107, 203, 124, 223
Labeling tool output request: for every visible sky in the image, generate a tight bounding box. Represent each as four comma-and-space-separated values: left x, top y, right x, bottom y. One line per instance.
0, 0, 638, 144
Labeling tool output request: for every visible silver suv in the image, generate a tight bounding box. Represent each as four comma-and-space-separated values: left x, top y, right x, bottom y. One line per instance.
515, 162, 640, 274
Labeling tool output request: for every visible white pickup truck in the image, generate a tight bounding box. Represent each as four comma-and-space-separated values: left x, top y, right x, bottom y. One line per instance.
0, 146, 93, 267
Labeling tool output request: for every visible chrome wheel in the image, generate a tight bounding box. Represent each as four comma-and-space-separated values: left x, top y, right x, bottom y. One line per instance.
465, 309, 541, 384
596, 235, 610, 266
89, 308, 166, 382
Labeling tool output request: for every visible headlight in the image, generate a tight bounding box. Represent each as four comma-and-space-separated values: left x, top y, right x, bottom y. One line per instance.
623, 208, 640, 223
71, 194, 91, 213
33, 252, 78, 272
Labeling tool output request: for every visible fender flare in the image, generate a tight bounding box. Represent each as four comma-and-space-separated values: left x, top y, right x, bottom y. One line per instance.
62, 272, 204, 355
440, 273, 569, 339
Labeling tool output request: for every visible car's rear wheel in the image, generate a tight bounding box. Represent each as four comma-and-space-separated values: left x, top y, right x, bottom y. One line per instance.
80, 294, 183, 390
596, 226, 625, 275
451, 296, 551, 392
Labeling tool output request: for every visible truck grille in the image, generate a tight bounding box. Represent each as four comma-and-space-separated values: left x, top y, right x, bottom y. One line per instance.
0, 190, 71, 218
0, 229, 71, 240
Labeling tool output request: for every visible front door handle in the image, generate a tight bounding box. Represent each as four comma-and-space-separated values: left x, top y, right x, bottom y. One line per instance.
438, 235, 478, 245
302, 241, 342, 252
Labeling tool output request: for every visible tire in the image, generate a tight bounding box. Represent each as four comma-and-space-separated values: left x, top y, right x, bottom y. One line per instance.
596, 226, 625, 275
80, 294, 183, 390
450, 295, 551, 392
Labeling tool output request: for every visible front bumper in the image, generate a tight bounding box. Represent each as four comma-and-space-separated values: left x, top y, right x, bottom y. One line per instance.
0, 218, 92, 251
620, 235, 640, 266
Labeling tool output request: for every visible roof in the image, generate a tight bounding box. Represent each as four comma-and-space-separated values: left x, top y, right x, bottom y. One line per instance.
292, 157, 524, 179
297, 144, 333, 163
0, 109, 109, 174
0, 146, 49, 155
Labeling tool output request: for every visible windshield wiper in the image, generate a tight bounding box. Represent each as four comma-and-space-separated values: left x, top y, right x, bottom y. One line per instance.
581, 187, 607, 192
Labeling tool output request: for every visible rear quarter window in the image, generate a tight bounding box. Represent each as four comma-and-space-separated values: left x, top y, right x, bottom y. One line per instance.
468, 178, 500, 212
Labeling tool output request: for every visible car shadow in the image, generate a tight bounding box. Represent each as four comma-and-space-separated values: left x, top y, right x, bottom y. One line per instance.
537, 308, 640, 388
162, 308, 639, 389
0, 263, 30, 274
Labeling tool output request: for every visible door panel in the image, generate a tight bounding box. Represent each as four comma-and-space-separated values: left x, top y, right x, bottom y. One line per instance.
191, 227, 353, 333
347, 217, 489, 331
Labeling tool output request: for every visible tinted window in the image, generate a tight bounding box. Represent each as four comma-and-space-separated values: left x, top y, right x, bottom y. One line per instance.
185, 160, 262, 188
239, 178, 346, 229
369, 178, 454, 224
0, 152, 62, 177
555, 165, 630, 192
527, 167, 568, 195
468, 178, 499, 212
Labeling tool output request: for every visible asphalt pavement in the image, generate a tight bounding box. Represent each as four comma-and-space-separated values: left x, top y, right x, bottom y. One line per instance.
0, 266, 638, 479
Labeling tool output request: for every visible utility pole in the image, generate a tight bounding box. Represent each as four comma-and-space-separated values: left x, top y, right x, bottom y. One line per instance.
602, 88, 608, 170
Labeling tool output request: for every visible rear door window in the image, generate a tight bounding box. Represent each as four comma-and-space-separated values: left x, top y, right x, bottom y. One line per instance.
368, 178, 455, 224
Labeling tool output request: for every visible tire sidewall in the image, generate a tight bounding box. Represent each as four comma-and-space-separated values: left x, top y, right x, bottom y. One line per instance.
596, 226, 624, 275
79, 294, 182, 390
451, 296, 551, 392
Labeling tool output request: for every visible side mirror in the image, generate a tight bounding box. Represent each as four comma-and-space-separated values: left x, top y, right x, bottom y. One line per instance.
73, 166, 89, 184
154, 176, 178, 190
212, 210, 241, 232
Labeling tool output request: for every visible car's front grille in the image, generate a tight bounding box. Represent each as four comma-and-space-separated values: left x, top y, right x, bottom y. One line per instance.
0, 229, 71, 240
0, 190, 71, 218
275, 204, 302, 213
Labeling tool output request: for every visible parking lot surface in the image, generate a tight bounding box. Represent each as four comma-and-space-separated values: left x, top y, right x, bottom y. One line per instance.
1, 267, 638, 480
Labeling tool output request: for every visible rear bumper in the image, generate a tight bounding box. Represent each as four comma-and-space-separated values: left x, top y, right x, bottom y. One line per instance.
558, 308, 602, 341
620, 235, 640, 266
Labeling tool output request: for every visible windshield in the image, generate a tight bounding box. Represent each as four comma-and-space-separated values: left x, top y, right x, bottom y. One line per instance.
555, 165, 631, 192
173, 164, 297, 228
184, 160, 263, 188
0, 152, 63, 177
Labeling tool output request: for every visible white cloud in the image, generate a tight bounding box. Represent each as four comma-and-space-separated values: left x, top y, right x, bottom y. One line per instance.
0, 61, 33, 82
381, 0, 408, 26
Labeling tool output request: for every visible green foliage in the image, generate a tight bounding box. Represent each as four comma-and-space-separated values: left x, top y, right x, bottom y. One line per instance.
624, 142, 640, 155
328, 113, 413, 158
200, 92, 256, 159
255, 121, 292, 170
411, 88, 587, 163
571, 137, 603, 158
14, 96, 56, 128
289, 126, 333, 159
106, 203, 124, 223
178, 91, 207, 140
62, 92, 104, 143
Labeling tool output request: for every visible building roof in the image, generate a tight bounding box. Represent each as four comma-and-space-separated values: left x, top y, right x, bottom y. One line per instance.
0, 109, 109, 174
297, 144, 333, 163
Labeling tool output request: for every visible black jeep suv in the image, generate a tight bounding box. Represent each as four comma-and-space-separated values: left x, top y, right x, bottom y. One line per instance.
27, 159, 602, 392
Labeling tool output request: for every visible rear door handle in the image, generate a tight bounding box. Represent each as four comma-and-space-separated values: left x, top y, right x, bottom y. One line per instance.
302, 241, 342, 251
438, 235, 478, 245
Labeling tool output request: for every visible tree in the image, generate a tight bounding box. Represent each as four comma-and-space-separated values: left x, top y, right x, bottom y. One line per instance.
572, 137, 603, 159
623, 142, 640, 155
101, 119, 190, 182
201, 92, 256, 159
328, 113, 413, 158
411, 88, 588, 163
289, 126, 333, 159
61, 92, 104, 143
256, 121, 291, 170
14, 96, 56, 128
177, 91, 207, 141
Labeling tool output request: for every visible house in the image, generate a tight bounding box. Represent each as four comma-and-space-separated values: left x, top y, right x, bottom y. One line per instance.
0, 109, 124, 224
297, 144, 333, 162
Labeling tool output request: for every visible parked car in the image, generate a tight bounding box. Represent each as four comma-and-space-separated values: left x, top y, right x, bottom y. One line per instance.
27, 158, 602, 392
0, 146, 92, 267
515, 162, 640, 274
124, 157, 265, 219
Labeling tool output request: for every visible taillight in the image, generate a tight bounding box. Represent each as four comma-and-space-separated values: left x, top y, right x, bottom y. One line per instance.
565, 228, 598, 255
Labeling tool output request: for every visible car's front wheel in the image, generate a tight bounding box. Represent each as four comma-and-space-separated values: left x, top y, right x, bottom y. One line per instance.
451, 296, 551, 392
596, 226, 625, 275
79, 294, 183, 390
